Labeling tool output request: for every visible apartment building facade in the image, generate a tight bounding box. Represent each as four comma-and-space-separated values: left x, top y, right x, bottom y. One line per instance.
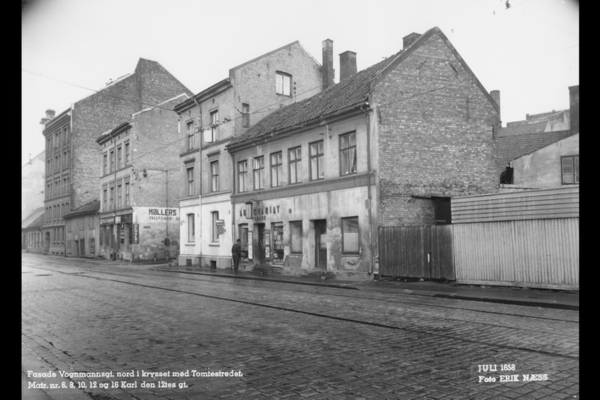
96, 94, 188, 261
226, 27, 501, 279
41, 58, 192, 256
175, 41, 323, 268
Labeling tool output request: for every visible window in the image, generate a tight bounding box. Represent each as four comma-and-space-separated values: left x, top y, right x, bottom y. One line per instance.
103, 188, 107, 211
276, 71, 292, 96
290, 221, 302, 253
289, 147, 302, 184
187, 167, 194, 196
561, 156, 579, 184
310, 141, 324, 181
117, 146, 122, 169
242, 103, 250, 128
253, 156, 264, 190
117, 181, 122, 209
211, 211, 219, 243
342, 217, 359, 253
187, 121, 195, 150
210, 110, 219, 142
340, 132, 357, 175
110, 150, 115, 172
272, 223, 284, 262
270, 152, 282, 187
433, 197, 451, 225
109, 184, 114, 210
187, 214, 195, 242
125, 141, 130, 165
238, 160, 248, 193
103, 153, 108, 175
124, 180, 130, 206
210, 161, 219, 192
239, 224, 249, 257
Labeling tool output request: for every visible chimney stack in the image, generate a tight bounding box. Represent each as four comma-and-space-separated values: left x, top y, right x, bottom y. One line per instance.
568, 85, 579, 134
322, 39, 335, 90
490, 90, 501, 121
403, 32, 421, 49
40, 109, 56, 125
339, 51, 357, 82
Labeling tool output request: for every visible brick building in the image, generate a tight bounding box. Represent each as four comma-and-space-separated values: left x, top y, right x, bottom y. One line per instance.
41, 58, 192, 256
174, 41, 323, 268
96, 94, 188, 261
226, 27, 501, 279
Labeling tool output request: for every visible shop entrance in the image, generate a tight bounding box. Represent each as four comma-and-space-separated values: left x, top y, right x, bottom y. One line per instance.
254, 223, 265, 265
314, 219, 327, 269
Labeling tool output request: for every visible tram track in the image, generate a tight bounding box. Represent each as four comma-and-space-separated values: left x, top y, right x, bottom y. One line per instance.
23, 262, 579, 361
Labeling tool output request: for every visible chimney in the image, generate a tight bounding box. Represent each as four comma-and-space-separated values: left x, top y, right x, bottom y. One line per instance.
322, 39, 335, 90
490, 90, 501, 121
40, 109, 56, 125
339, 51, 357, 82
403, 32, 421, 49
568, 85, 579, 134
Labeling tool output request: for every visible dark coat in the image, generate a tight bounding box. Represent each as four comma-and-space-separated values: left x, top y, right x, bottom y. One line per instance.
231, 242, 242, 257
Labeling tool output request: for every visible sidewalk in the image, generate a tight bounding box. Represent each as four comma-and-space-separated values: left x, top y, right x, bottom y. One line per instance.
153, 265, 579, 311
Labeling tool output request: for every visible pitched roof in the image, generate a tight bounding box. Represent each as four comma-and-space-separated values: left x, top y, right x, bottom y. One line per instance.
63, 199, 100, 219
227, 54, 399, 149
22, 207, 45, 229
496, 129, 576, 166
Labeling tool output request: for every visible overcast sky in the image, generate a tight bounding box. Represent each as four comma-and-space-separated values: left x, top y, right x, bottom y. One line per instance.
22, 0, 578, 165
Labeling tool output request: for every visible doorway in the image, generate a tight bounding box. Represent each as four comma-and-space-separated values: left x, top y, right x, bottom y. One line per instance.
255, 223, 265, 264
314, 219, 327, 269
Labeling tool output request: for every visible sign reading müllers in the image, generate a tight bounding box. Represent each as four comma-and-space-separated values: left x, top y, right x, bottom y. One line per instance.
137, 207, 180, 224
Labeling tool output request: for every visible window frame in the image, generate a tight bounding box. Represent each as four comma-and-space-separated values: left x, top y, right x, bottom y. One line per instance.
186, 167, 194, 196
309, 140, 324, 181
242, 103, 250, 128
288, 146, 302, 185
210, 110, 219, 142
276, 71, 292, 96
210, 160, 219, 192
187, 121, 195, 150
187, 213, 195, 243
561, 155, 579, 185
238, 160, 248, 193
290, 220, 303, 254
341, 216, 360, 254
270, 152, 283, 188
339, 131, 357, 176
211, 211, 219, 243
253, 156, 265, 190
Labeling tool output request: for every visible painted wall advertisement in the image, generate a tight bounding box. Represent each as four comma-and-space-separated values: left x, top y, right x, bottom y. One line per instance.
136, 207, 180, 224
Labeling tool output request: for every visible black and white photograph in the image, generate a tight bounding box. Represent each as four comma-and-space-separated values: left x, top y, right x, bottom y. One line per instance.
22, 0, 579, 398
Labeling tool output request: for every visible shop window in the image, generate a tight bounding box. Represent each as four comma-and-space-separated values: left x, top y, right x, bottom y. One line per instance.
561, 155, 579, 184
342, 217, 359, 253
272, 223, 284, 262
310, 141, 324, 181
239, 224, 248, 259
289, 147, 302, 184
290, 221, 302, 253
270, 152, 282, 187
340, 132, 357, 175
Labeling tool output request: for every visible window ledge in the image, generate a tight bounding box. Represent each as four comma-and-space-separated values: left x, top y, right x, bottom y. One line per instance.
209, 243, 220, 247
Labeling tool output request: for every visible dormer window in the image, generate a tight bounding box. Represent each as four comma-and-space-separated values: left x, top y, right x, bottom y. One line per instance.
276, 71, 292, 96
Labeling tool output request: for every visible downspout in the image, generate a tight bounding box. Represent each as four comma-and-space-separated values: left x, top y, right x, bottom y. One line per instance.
192, 97, 203, 262
360, 102, 374, 275
112, 131, 118, 261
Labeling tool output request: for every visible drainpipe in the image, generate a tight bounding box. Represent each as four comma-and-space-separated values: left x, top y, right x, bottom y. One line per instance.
360, 102, 374, 275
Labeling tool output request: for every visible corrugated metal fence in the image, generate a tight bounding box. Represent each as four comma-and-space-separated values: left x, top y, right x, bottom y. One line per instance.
452, 186, 579, 290
379, 225, 454, 280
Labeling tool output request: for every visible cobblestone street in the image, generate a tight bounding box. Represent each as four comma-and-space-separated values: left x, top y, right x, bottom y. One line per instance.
22, 253, 579, 400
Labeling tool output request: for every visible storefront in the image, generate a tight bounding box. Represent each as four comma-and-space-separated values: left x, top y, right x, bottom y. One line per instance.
99, 207, 179, 262
233, 186, 374, 278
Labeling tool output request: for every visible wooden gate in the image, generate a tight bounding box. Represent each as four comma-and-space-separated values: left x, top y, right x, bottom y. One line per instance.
378, 225, 455, 280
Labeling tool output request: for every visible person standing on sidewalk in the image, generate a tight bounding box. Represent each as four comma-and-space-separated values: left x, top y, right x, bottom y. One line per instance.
231, 239, 242, 273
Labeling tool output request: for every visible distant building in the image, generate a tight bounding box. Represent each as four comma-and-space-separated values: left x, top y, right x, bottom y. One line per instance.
22, 150, 45, 222
64, 200, 100, 258
96, 94, 188, 262
41, 58, 192, 256
497, 85, 579, 187
226, 27, 500, 278
174, 41, 323, 268
22, 207, 45, 252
